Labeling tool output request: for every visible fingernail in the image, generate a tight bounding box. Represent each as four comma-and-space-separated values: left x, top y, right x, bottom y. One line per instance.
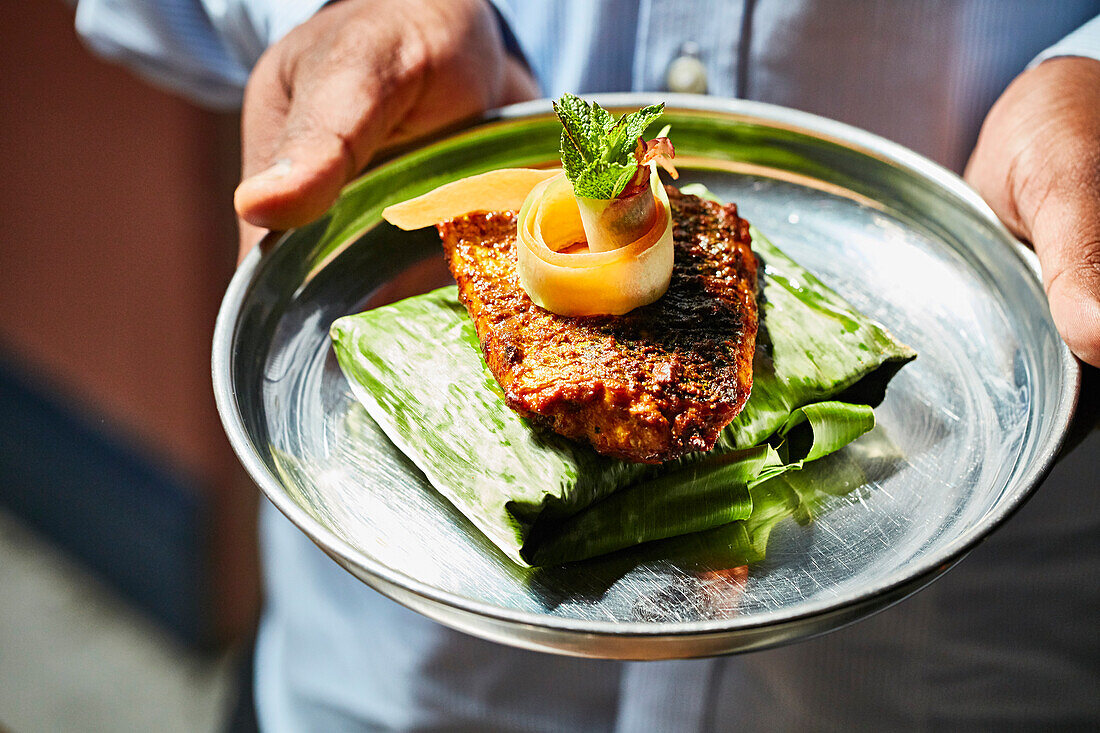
249, 158, 293, 182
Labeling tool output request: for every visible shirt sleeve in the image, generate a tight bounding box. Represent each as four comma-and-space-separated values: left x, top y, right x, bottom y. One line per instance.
483, 0, 531, 70
74, 0, 329, 110
1032, 13, 1100, 66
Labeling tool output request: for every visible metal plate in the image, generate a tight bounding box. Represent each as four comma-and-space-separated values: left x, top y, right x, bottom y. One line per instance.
213, 95, 1079, 659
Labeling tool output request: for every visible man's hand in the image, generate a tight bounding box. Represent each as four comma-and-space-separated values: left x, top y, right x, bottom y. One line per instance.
966, 56, 1100, 366
233, 0, 537, 260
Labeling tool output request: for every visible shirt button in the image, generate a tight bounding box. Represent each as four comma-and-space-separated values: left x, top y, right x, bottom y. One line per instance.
666, 42, 707, 94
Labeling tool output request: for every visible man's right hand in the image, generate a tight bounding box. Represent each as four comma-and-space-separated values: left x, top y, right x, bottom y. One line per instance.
233, 0, 537, 261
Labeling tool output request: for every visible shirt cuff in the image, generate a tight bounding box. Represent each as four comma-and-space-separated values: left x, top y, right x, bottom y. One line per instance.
1031, 14, 1100, 67
263, 0, 332, 49
74, 0, 331, 110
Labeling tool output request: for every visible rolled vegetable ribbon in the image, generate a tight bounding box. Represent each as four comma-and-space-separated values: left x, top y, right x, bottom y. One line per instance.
381, 168, 559, 230
381, 165, 675, 317
576, 183, 660, 254
517, 166, 674, 316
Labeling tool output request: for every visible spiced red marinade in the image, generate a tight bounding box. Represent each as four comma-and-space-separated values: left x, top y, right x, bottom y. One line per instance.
438, 186, 758, 464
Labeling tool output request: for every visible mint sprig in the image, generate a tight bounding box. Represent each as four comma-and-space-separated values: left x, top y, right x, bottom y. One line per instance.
553, 94, 664, 199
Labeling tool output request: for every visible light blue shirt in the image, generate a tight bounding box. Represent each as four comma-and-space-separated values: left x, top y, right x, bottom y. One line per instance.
75, 0, 328, 109
76, 2, 1100, 730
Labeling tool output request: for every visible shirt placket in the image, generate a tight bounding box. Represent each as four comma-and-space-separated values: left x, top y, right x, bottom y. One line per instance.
632, 0, 747, 98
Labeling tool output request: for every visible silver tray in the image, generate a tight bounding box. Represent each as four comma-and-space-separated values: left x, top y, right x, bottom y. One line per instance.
213, 95, 1079, 659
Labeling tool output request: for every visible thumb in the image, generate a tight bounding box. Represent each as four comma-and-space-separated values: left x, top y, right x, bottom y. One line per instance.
234, 63, 412, 232
1027, 176, 1100, 366
966, 57, 1100, 367
232, 0, 532, 246
1010, 60, 1100, 367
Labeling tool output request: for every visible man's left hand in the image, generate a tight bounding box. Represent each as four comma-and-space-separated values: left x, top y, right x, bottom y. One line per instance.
966, 56, 1100, 366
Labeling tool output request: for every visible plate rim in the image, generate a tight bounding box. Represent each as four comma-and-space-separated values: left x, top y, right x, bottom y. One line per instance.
213, 94, 1081, 642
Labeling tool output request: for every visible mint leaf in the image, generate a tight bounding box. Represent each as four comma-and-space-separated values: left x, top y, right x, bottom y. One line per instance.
553, 94, 600, 175
605, 103, 664, 164
559, 131, 587, 183
574, 162, 638, 200
554, 94, 664, 199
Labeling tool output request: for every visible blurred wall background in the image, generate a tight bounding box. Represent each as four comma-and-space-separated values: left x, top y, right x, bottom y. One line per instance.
0, 1, 257, 646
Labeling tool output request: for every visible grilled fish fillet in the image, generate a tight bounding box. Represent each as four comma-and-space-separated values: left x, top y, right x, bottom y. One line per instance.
438, 187, 757, 464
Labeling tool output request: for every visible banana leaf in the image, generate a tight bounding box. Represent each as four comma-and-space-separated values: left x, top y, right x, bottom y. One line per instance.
565, 427, 902, 596
330, 219, 914, 566
525, 401, 874, 565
